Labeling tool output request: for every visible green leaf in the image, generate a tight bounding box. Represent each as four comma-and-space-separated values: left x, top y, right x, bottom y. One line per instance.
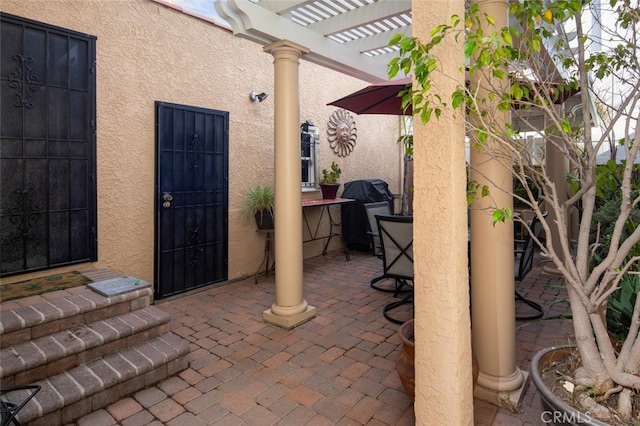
464, 40, 477, 58
451, 91, 464, 109
492, 209, 505, 224
401, 58, 413, 75
491, 208, 512, 225
430, 24, 445, 37
420, 107, 433, 124
501, 28, 513, 45
532, 38, 541, 52
400, 37, 416, 51
511, 83, 524, 100
389, 34, 403, 45
388, 63, 399, 78
497, 99, 511, 111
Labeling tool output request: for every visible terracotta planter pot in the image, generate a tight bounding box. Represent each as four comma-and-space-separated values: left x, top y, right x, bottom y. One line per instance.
530, 346, 611, 426
396, 319, 479, 402
397, 319, 415, 401
320, 183, 340, 199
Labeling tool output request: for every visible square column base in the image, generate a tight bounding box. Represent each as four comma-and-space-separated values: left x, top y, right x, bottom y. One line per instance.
263, 305, 317, 329
473, 371, 529, 412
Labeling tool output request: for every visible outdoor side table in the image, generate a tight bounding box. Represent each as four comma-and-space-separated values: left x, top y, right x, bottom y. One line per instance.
254, 229, 274, 284
302, 197, 355, 260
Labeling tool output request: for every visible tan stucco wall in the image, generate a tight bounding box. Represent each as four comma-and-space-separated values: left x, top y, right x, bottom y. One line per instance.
412, 0, 473, 424
1, 0, 402, 286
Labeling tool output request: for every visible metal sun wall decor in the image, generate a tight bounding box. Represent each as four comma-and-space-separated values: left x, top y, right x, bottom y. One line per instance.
327, 109, 357, 157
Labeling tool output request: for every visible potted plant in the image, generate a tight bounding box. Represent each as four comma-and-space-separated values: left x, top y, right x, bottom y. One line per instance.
396, 319, 479, 402
241, 184, 274, 230
318, 161, 342, 199
390, 0, 639, 423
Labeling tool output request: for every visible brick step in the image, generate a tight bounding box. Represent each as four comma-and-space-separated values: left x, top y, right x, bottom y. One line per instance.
0, 332, 190, 426
0, 285, 153, 349
0, 305, 171, 388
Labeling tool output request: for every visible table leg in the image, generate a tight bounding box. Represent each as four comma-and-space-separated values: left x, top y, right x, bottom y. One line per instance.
254, 231, 274, 284
325, 205, 350, 260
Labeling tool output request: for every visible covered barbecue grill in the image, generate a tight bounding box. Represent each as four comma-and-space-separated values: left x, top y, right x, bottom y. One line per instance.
341, 179, 395, 252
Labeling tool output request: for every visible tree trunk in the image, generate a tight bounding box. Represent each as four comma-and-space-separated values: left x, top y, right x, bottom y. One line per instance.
568, 287, 614, 391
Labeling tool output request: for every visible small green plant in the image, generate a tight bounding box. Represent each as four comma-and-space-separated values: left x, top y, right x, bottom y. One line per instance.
606, 273, 640, 343
589, 161, 640, 343
241, 184, 274, 222
319, 161, 341, 184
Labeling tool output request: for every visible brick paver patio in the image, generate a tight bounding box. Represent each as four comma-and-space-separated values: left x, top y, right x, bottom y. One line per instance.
69, 249, 573, 425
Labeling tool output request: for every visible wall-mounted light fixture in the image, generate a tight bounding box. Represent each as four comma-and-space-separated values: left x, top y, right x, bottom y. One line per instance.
249, 91, 268, 102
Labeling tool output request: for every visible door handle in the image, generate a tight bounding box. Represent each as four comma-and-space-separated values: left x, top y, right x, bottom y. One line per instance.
162, 193, 173, 208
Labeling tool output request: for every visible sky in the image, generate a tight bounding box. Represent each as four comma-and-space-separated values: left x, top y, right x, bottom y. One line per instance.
171, 0, 225, 24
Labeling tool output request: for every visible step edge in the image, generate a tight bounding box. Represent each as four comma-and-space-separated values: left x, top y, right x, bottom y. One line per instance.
0, 286, 153, 336
2, 332, 190, 425
1, 306, 171, 380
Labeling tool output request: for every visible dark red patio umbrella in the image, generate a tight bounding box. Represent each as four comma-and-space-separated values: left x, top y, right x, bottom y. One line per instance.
329, 75, 577, 117
327, 77, 412, 115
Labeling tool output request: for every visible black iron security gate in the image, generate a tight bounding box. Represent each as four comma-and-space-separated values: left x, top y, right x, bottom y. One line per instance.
155, 102, 228, 298
0, 13, 97, 276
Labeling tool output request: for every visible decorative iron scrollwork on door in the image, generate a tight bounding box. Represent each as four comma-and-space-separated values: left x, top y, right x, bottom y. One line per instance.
187, 133, 203, 169
2, 189, 42, 268
186, 227, 204, 267
6, 188, 41, 242
8, 55, 40, 108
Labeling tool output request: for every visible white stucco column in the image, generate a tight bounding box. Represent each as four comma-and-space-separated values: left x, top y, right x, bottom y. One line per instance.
470, 0, 527, 408
413, 1, 473, 424
262, 40, 316, 328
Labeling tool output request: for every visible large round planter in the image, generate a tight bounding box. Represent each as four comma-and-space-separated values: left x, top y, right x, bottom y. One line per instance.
397, 319, 415, 401
396, 319, 479, 402
530, 346, 611, 426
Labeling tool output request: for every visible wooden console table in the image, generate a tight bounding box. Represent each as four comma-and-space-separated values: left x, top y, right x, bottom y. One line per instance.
302, 198, 354, 260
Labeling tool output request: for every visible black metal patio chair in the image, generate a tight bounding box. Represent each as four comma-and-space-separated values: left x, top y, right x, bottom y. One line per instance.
1, 384, 41, 426
514, 213, 546, 320
364, 201, 391, 257
376, 214, 414, 324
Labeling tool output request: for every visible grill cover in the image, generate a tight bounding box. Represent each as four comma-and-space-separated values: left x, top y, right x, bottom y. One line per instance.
341, 179, 394, 251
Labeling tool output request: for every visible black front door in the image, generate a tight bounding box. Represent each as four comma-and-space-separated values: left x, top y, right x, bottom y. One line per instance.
155, 102, 228, 299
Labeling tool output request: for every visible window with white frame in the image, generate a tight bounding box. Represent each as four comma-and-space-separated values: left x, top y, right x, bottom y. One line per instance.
301, 120, 320, 189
